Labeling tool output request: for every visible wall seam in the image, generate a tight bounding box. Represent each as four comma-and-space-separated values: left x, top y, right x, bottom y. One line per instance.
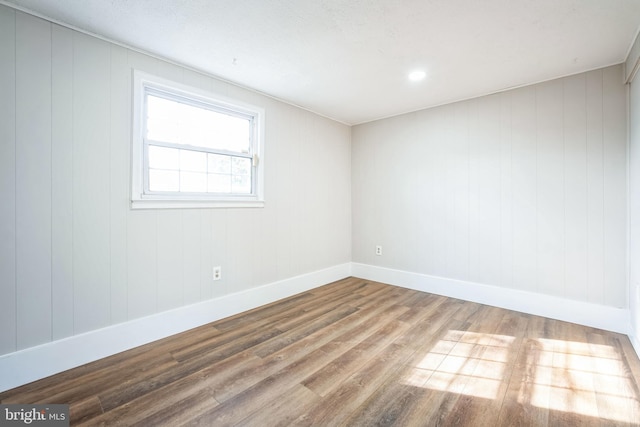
109, 45, 113, 324
13, 7, 18, 352
602, 70, 606, 305
49, 19, 53, 342
71, 30, 75, 335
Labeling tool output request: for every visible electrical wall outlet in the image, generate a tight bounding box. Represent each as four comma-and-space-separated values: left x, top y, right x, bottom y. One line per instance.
375, 245, 382, 256
213, 266, 222, 281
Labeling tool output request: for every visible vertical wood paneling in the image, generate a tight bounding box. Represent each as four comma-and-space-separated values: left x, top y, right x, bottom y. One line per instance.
182, 210, 202, 304
586, 70, 605, 304
510, 86, 537, 291
351, 124, 376, 266
308, 113, 333, 271
200, 210, 214, 299
51, 24, 74, 340
227, 209, 255, 292
258, 205, 278, 283
378, 114, 410, 270
535, 80, 565, 296
250, 208, 265, 287
210, 210, 228, 296
451, 103, 470, 281
373, 119, 391, 266
290, 109, 307, 276
376, 117, 393, 268
563, 74, 588, 301
72, 32, 111, 334
298, 114, 315, 274
397, 115, 417, 270
431, 106, 450, 277
329, 122, 352, 266
15, 13, 52, 350
252, 209, 267, 284
259, 101, 282, 281
323, 120, 353, 270
352, 65, 627, 309
499, 92, 514, 288
476, 95, 502, 285
468, 99, 481, 282
156, 211, 183, 311
314, 118, 344, 269
441, 105, 457, 277
274, 107, 297, 278
2, 10, 352, 357
109, 44, 129, 324
602, 66, 628, 308
297, 112, 317, 273
418, 111, 438, 274
127, 210, 157, 319
0, 5, 17, 355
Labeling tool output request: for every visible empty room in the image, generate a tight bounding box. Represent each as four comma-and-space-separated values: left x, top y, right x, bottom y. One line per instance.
2, 0, 640, 425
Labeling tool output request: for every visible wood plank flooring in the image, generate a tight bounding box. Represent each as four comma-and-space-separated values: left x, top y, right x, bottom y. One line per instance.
2, 277, 640, 426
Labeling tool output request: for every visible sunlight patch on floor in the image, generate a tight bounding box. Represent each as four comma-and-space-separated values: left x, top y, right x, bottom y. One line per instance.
519, 338, 640, 424
402, 330, 513, 399
403, 331, 640, 423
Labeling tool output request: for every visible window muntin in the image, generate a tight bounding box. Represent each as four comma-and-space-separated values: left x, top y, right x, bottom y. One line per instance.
146, 146, 252, 194
132, 71, 264, 209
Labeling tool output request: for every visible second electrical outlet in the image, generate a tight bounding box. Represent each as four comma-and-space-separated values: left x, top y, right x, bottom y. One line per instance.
375, 245, 382, 256
213, 266, 222, 280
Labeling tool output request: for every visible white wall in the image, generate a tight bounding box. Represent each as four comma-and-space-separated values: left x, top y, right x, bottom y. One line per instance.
353, 65, 627, 309
0, 6, 352, 358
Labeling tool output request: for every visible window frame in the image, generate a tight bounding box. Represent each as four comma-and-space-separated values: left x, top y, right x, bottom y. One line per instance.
131, 70, 265, 209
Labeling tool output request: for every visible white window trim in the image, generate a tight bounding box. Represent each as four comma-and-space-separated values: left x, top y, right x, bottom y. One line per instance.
131, 70, 265, 209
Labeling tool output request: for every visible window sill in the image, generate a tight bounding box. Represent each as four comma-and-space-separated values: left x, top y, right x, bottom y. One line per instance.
130, 199, 265, 209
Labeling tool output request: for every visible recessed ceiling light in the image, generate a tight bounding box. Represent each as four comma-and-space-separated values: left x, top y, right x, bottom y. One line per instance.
408, 70, 427, 82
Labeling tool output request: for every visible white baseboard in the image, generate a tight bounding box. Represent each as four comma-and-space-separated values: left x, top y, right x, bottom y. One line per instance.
0, 263, 351, 393
2, 261, 636, 393
351, 263, 631, 335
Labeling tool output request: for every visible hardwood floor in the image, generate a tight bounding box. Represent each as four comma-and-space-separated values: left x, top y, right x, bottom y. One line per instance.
2, 277, 640, 426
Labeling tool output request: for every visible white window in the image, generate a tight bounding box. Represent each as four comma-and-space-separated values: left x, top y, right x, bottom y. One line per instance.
131, 71, 264, 209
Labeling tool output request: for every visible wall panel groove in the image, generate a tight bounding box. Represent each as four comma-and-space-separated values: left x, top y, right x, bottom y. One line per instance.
0, 5, 17, 355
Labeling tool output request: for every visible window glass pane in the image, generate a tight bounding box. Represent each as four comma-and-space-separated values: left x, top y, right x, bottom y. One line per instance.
149, 169, 179, 192
208, 174, 232, 193
232, 157, 251, 176
208, 153, 231, 174
232, 175, 251, 194
148, 145, 179, 170
211, 114, 251, 153
181, 106, 218, 148
180, 171, 207, 192
180, 149, 207, 172
146, 96, 181, 144
146, 94, 251, 154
